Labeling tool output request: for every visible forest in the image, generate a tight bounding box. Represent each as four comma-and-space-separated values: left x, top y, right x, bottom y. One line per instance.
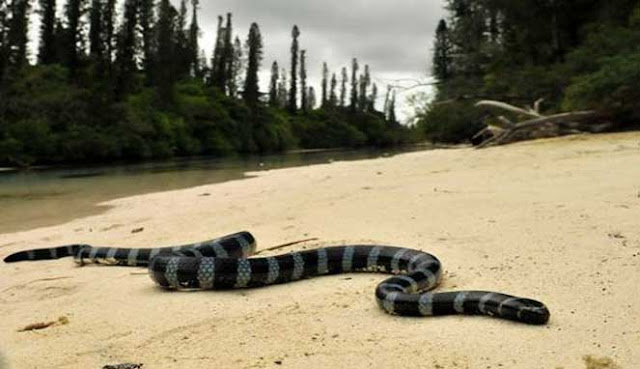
1, 0, 640, 166
418, 0, 640, 143
0, 0, 411, 166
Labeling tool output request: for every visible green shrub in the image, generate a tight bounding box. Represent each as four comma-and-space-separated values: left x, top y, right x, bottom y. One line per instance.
564, 51, 640, 122
416, 102, 485, 144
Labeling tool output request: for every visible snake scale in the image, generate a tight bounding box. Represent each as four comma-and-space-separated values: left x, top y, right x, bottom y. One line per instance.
3, 231, 550, 324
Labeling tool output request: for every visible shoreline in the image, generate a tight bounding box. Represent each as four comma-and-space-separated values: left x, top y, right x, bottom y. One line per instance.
1, 132, 639, 368
0, 146, 429, 235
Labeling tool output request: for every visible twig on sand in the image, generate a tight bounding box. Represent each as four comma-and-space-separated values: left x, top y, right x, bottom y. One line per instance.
103, 364, 143, 369
18, 316, 69, 332
256, 238, 320, 255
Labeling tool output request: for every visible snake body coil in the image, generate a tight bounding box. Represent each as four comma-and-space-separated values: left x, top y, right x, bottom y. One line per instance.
3, 231, 550, 324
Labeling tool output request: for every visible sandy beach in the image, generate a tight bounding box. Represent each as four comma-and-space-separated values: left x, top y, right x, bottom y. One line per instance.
1, 132, 639, 369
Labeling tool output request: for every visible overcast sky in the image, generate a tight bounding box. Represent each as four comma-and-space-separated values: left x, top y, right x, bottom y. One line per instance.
192, 0, 446, 121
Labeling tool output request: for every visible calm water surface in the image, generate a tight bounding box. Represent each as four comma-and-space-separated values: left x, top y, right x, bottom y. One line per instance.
0, 147, 429, 234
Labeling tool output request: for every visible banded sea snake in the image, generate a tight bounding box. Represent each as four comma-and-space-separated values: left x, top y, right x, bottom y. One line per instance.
3, 231, 550, 324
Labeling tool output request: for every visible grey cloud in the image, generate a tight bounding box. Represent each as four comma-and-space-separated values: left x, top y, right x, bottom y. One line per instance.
182, 0, 447, 120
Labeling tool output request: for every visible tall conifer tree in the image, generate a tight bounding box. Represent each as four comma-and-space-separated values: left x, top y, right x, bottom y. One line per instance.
38, 0, 57, 64
321, 61, 328, 107
329, 72, 337, 107
432, 19, 452, 81
155, 0, 176, 105
63, 0, 85, 74
359, 64, 370, 110
229, 35, 242, 96
349, 58, 358, 113
369, 83, 378, 111
288, 25, 299, 113
175, 0, 190, 78
139, 0, 155, 83
300, 49, 307, 113
308, 86, 316, 110
188, 0, 199, 77
387, 89, 397, 124
88, 0, 103, 61
277, 67, 287, 108
7, 0, 30, 68
243, 22, 262, 106
114, 0, 138, 98
269, 60, 278, 106
222, 12, 233, 93
210, 15, 223, 87
103, 0, 116, 64
0, 1, 8, 79
339, 66, 347, 107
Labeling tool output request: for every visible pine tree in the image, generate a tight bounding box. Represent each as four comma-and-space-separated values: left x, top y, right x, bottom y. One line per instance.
383, 84, 391, 115
329, 72, 337, 107
349, 58, 358, 113
308, 86, 316, 110
386, 88, 397, 124
53, 19, 65, 64
277, 67, 287, 108
222, 12, 233, 94
114, 0, 138, 98
197, 48, 208, 80
7, 0, 30, 68
155, 0, 176, 105
88, 0, 103, 61
0, 1, 8, 79
358, 64, 370, 110
300, 49, 307, 113
369, 83, 378, 111
339, 66, 347, 107
210, 15, 223, 87
188, 0, 199, 77
228, 35, 243, 96
269, 60, 278, 106
432, 19, 452, 81
243, 22, 262, 106
175, 0, 190, 78
288, 25, 299, 113
139, 0, 155, 84
103, 0, 116, 64
63, 0, 86, 74
38, 0, 57, 64
321, 61, 328, 107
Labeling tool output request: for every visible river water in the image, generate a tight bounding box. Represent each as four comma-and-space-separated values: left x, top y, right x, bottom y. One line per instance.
0, 147, 430, 234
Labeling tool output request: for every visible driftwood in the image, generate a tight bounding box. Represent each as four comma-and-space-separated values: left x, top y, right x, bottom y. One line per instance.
473, 100, 606, 148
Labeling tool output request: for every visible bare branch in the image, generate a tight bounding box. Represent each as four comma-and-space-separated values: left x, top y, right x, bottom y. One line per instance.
476, 109, 600, 148
511, 110, 597, 131
533, 98, 545, 114
475, 100, 542, 118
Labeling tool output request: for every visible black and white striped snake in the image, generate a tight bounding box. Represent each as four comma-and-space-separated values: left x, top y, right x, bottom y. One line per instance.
3, 231, 550, 324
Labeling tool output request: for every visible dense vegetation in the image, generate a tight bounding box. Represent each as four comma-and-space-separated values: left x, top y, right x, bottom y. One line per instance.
0, 0, 412, 166
418, 0, 640, 143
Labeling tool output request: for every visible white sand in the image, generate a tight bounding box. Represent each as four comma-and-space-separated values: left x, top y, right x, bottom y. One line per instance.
1, 132, 639, 369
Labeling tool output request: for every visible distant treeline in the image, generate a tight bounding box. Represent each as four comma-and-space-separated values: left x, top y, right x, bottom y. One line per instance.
0, 0, 414, 166
418, 0, 640, 143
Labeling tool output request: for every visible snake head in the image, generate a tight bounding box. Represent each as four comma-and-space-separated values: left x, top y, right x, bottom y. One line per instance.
513, 298, 550, 325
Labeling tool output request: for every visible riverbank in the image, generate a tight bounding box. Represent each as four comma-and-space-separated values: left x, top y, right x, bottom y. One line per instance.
0, 147, 427, 234
1, 132, 639, 368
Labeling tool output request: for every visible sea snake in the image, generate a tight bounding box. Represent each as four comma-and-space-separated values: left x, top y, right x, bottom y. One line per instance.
3, 231, 550, 324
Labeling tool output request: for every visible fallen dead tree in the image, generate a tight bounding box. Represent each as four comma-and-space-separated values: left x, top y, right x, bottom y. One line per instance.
472, 100, 611, 148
